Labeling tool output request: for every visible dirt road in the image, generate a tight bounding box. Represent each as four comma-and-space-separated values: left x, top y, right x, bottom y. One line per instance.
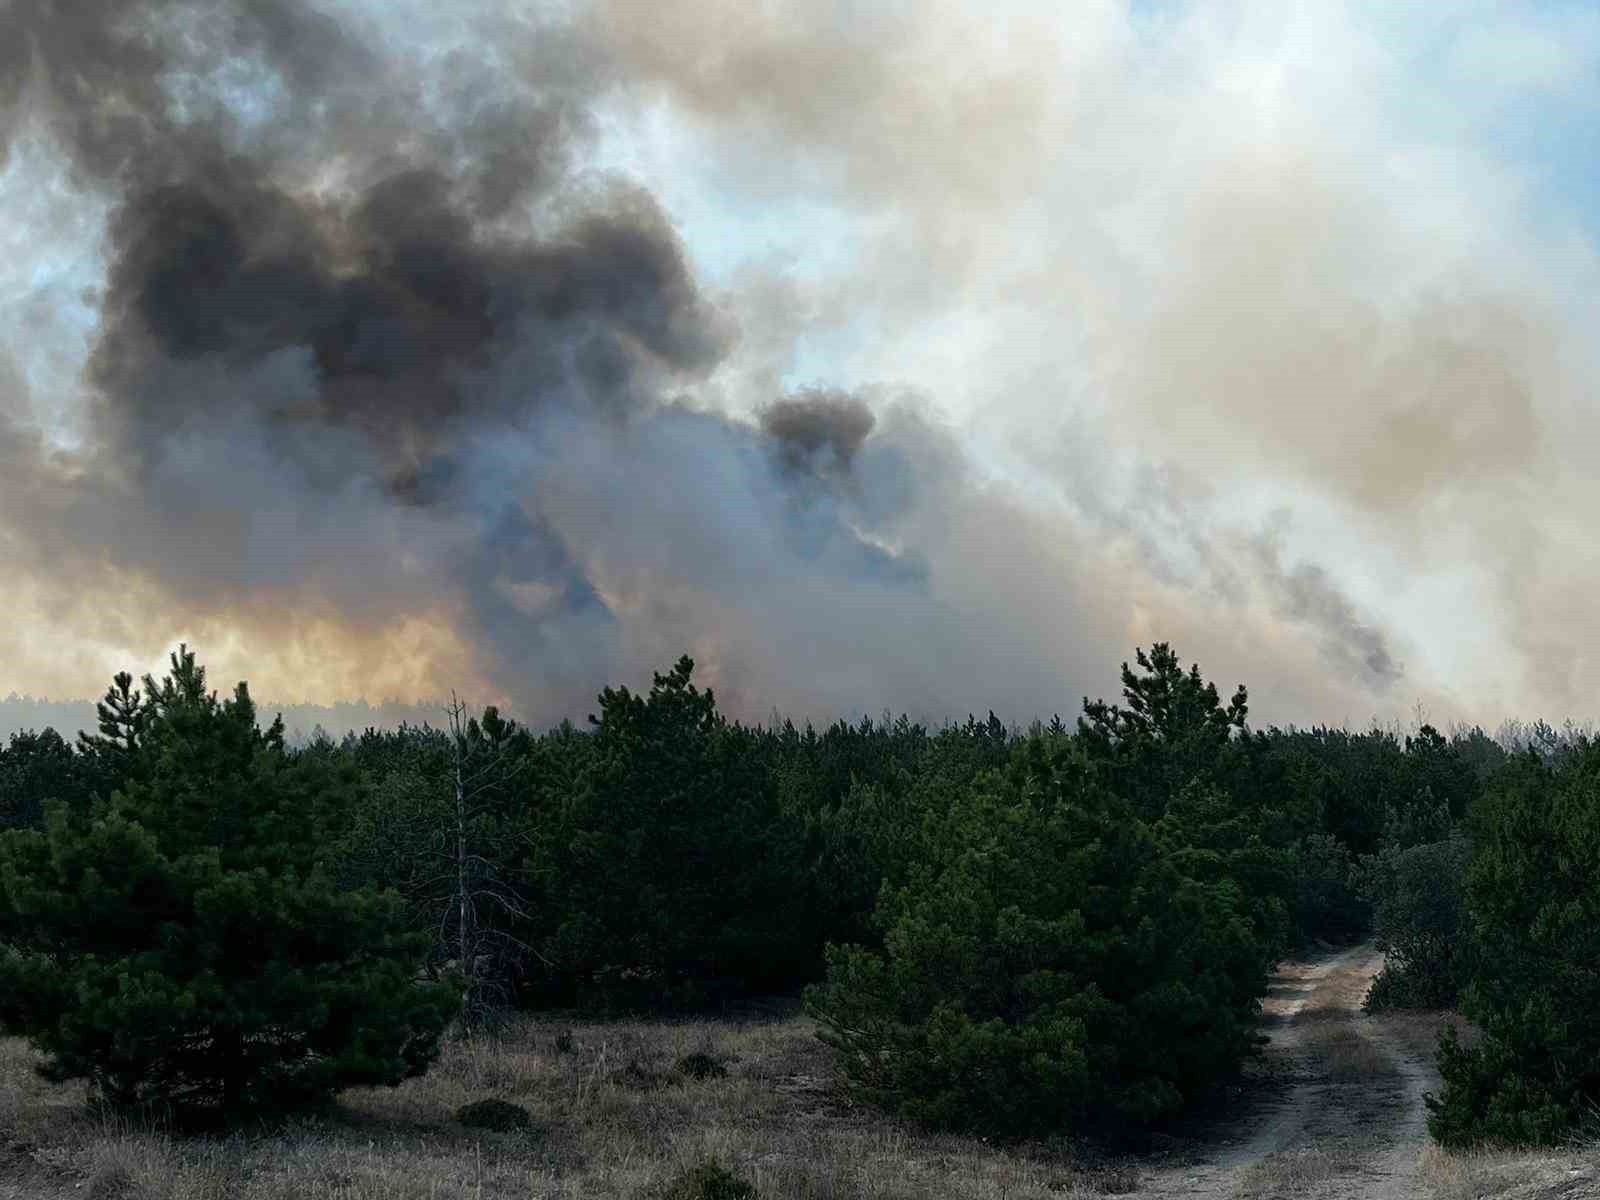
1139, 944, 1439, 1199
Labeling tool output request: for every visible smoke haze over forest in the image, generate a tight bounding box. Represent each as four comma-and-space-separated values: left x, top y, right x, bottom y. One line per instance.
3, 1, 1599, 729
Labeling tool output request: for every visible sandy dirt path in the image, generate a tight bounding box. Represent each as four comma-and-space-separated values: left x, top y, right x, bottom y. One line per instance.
1136, 944, 1439, 1199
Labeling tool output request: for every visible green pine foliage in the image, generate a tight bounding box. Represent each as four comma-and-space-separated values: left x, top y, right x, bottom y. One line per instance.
806, 734, 1269, 1136
1429, 742, 1600, 1147
1356, 833, 1470, 1011
1290, 833, 1368, 946
0, 728, 99, 831
0, 649, 458, 1121
526, 657, 811, 1008
806, 650, 1278, 1138
662, 1159, 758, 1200
1223, 722, 1489, 944
4, 640, 1551, 1142
1077, 644, 1249, 823
456, 1097, 533, 1131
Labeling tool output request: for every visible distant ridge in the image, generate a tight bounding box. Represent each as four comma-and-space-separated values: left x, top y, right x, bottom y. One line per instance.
0, 694, 461, 745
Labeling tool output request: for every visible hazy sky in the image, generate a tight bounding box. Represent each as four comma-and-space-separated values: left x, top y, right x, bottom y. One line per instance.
2, 0, 1598, 728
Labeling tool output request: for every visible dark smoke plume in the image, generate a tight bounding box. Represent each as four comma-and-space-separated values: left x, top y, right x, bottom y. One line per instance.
0, 0, 948, 713
761, 390, 875, 478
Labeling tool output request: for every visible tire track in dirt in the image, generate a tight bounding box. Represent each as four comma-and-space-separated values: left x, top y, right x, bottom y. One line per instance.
1137, 943, 1437, 1199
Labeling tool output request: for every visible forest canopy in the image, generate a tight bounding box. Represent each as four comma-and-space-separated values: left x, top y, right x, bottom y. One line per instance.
0, 644, 1587, 1144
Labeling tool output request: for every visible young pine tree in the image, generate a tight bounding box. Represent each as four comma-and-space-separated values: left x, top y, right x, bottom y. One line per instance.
0, 648, 458, 1121
806, 732, 1269, 1137
534, 657, 804, 1008
1429, 742, 1600, 1146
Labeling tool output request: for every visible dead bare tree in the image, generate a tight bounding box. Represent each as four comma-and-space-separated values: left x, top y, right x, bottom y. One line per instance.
339, 699, 536, 1035
440, 695, 537, 1031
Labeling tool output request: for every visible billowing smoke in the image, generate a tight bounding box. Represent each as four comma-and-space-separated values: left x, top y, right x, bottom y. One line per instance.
0, 0, 1431, 727
761, 391, 874, 479
0, 0, 718, 709
569, 0, 1600, 725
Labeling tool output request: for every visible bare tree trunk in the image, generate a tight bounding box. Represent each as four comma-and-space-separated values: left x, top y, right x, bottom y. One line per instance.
441, 694, 533, 1035
455, 707, 470, 1019
448, 695, 477, 1025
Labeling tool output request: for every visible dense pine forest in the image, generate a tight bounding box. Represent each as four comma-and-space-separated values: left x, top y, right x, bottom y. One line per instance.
0, 644, 1596, 1154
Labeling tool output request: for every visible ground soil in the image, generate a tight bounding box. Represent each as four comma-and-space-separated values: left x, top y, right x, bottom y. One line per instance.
1135, 945, 1469, 1199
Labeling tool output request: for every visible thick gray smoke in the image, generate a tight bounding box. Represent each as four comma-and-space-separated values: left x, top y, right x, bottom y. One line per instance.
0, 0, 951, 715
0, 0, 1413, 726
761, 391, 875, 478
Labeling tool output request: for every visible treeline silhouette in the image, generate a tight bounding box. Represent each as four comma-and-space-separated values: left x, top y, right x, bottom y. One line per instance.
0, 693, 446, 745
0, 646, 1590, 1144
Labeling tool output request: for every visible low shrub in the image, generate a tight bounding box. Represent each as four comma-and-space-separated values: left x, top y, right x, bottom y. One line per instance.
613, 1058, 677, 1091
1429, 1020, 1594, 1148
1356, 836, 1470, 1011
1363, 964, 1448, 1013
456, 1098, 532, 1132
663, 1159, 757, 1200
676, 1052, 727, 1081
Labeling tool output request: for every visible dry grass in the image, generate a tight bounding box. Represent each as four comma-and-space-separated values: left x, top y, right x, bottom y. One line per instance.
1305, 1025, 1389, 1082
0, 1009, 1127, 1200
1418, 1142, 1600, 1200
1233, 1147, 1359, 1197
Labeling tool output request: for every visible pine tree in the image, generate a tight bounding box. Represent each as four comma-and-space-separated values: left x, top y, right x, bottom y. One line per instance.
1078, 643, 1248, 821
0, 728, 93, 831
805, 730, 1269, 1136
1428, 741, 1600, 1145
77, 671, 148, 780
0, 648, 458, 1121
532, 657, 805, 1007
